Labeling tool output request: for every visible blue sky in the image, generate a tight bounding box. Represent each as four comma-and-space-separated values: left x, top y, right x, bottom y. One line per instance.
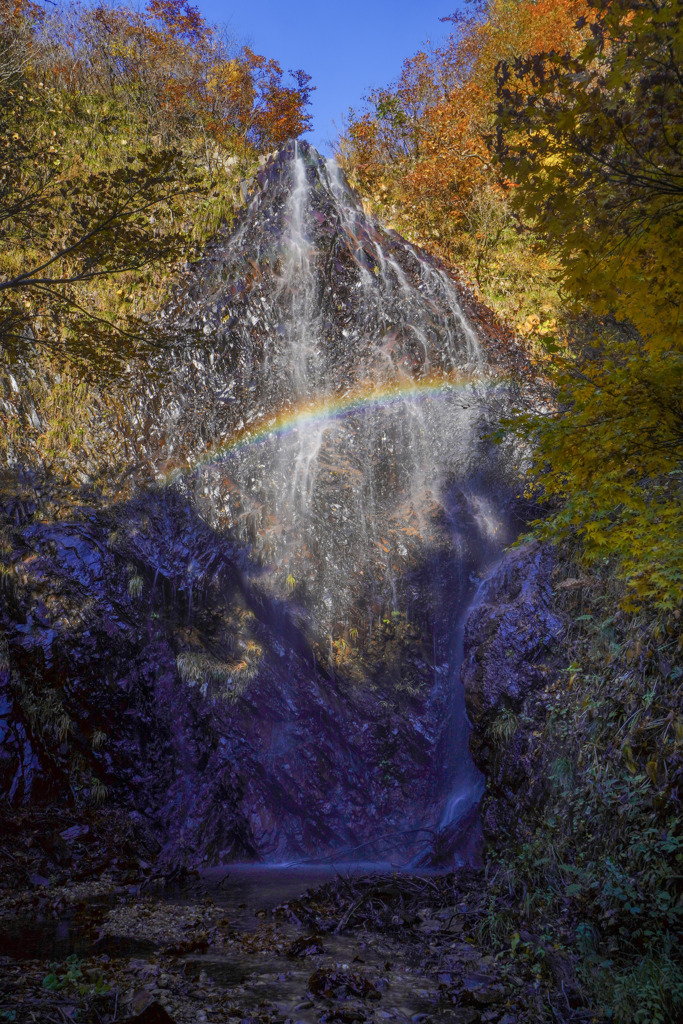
198, 1, 460, 154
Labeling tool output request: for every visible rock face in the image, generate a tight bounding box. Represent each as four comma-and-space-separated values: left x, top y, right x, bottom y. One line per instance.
0, 463, 515, 865
461, 544, 565, 843
0, 481, 447, 864
0, 143, 528, 866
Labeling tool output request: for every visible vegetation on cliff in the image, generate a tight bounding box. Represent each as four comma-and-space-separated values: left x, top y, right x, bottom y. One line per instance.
471, 546, 683, 1024
1, 0, 681, 1021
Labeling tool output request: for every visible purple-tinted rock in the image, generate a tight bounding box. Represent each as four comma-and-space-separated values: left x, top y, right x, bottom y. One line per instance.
462, 543, 565, 843
462, 543, 563, 721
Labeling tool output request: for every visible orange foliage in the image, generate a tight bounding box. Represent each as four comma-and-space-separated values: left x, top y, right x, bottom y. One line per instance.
339, 0, 588, 292
0, 0, 43, 26
41, 0, 313, 152
0, 0, 44, 55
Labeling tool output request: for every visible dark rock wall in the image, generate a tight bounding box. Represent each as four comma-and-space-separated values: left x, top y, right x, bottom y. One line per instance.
0, 481, 457, 865
461, 543, 565, 843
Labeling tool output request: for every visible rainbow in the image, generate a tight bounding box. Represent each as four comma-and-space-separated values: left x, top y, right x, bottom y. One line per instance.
160, 371, 492, 479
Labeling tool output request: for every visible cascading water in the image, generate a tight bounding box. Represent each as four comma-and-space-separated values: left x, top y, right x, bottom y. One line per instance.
145, 140, 516, 864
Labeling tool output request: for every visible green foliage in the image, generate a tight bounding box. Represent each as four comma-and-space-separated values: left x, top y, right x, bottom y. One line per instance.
494, 0, 683, 610
495, 0, 683, 355
487, 706, 518, 746
42, 954, 109, 996
13, 671, 73, 743
0, 35, 205, 372
0, 0, 312, 470
612, 945, 683, 1024
42, 954, 84, 991
474, 897, 516, 946
482, 560, 683, 1023
511, 322, 683, 609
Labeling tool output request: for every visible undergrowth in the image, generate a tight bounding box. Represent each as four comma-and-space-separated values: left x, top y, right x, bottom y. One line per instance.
479, 551, 683, 1023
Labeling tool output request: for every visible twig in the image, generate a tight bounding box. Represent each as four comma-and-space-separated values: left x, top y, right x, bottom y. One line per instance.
335, 893, 370, 933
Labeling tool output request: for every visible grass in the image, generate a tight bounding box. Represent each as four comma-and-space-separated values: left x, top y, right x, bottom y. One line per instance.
14, 679, 73, 744
91, 729, 107, 751
90, 778, 109, 805
487, 707, 518, 747
176, 645, 261, 699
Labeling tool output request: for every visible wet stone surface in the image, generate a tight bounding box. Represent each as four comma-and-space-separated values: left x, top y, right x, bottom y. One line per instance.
0, 866, 588, 1024
0, 145, 581, 1022
0, 144, 529, 867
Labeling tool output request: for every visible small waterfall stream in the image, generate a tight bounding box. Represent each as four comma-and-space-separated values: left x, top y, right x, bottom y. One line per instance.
436, 569, 495, 845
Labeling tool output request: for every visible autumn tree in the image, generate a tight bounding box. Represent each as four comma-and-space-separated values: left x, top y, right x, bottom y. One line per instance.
495, 0, 683, 607
40, 1, 313, 153
495, 0, 682, 354
337, 0, 587, 307
0, 1, 206, 374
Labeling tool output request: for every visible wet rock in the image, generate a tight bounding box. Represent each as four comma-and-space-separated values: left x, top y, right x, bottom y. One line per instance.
0, 141, 524, 869
320, 1008, 369, 1023
127, 990, 156, 1016
286, 932, 325, 958
60, 824, 90, 842
462, 543, 565, 842
0, 683, 57, 805
461, 972, 506, 1005
0, 479, 481, 865
463, 543, 563, 722
417, 916, 441, 935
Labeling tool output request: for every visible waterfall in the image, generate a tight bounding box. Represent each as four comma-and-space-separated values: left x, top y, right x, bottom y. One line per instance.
154, 140, 514, 862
